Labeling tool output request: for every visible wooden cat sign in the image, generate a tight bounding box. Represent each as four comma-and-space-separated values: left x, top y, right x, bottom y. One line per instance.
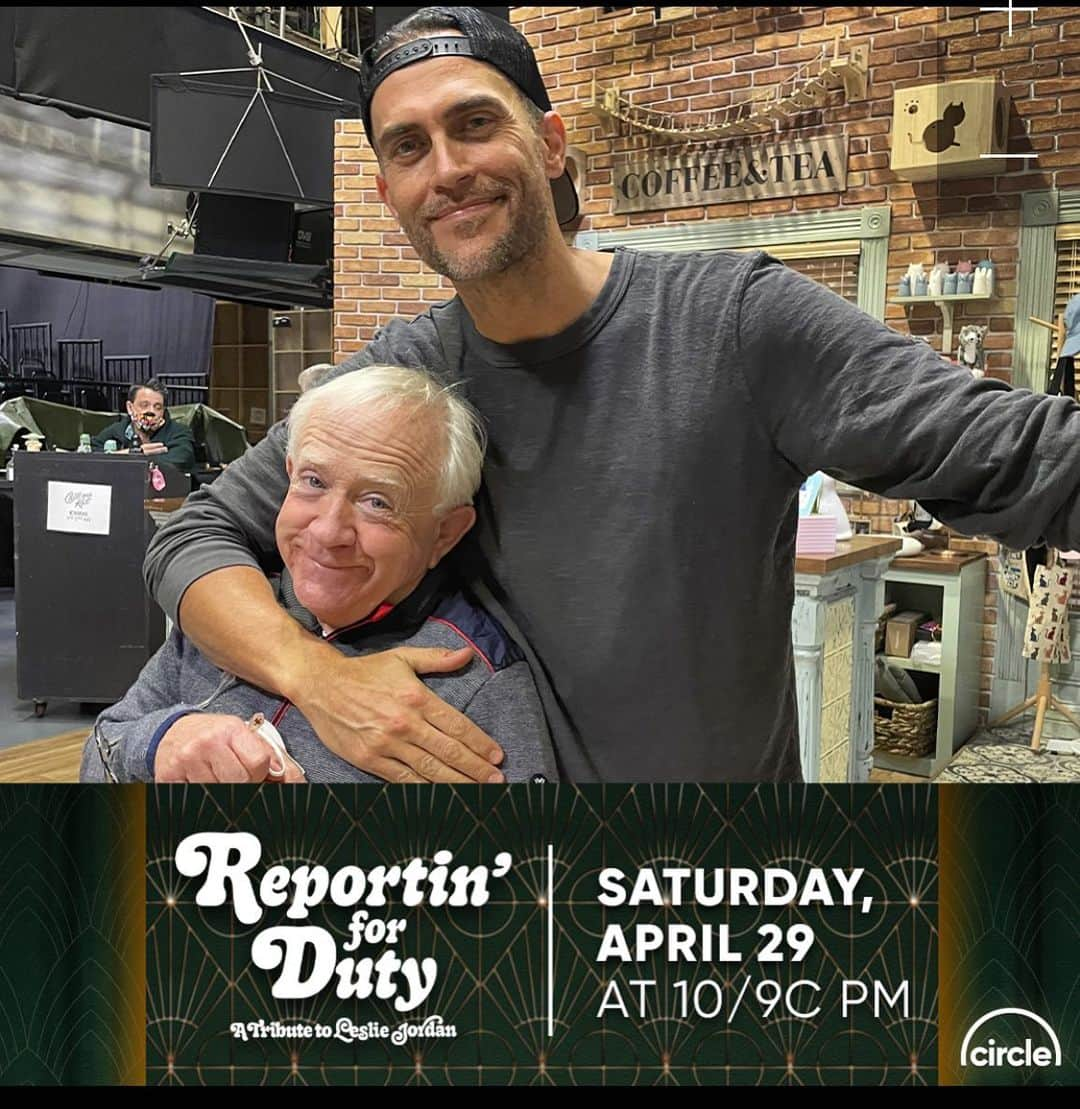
890, 79, 1011, 181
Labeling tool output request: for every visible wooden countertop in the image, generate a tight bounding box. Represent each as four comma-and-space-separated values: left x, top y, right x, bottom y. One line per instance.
144, 497, 187, 513
795, 535, 901, 574
885, 549, 986, 574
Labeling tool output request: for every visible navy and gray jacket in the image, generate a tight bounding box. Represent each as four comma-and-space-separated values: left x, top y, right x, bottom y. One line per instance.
80, 565, 557, 783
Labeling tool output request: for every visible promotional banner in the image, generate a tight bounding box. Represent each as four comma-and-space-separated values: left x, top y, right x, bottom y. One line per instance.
1, 785, 1076, 1085
146, 785, 935, 1085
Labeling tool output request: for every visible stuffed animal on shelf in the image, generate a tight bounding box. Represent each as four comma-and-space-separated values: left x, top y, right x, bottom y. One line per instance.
957, 323, 988, 378
893, 501, 948, 557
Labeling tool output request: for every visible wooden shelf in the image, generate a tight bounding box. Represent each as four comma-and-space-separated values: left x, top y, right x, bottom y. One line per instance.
891, 550, 986, 574
891, 294, 993, 304
271, 308, 331, 422
890, 292, 995, 356
210, 301, 272, 440
795, 535, 900, 575
884, 654, 941, 675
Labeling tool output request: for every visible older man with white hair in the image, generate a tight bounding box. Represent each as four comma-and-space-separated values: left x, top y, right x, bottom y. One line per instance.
80, 365, 556, 784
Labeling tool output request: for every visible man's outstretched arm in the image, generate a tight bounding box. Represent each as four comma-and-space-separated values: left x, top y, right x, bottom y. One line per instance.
145, 421, 506, 783
736, 254, 1080, 551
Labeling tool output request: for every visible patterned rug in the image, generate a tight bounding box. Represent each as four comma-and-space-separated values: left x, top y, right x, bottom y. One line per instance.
935, 723, 1080, 783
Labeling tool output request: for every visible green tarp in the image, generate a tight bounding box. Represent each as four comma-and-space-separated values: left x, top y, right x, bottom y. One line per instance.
0, 396, 250, 466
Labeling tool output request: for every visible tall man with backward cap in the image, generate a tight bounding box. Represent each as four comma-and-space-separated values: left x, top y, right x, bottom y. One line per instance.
146, 7, 1080, 783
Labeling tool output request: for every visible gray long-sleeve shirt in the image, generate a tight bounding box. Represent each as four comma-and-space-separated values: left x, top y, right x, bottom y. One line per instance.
81, 572, 557, 783
145, 248, 1080, 782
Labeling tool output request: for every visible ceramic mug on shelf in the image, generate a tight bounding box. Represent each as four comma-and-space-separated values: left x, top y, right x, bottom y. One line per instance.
929, 263, 948, 297
977, 258, 995, 295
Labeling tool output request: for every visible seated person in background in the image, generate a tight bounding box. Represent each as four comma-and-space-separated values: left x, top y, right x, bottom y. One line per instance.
92, 378, 196, 470
80, 364, 556, 784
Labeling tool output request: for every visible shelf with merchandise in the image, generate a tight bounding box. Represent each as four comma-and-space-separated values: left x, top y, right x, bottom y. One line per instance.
874, 555, 986, 779
889, 293, 995, 357
883, 653, 941, 675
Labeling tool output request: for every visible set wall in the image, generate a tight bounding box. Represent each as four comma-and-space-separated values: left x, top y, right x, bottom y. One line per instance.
334, 6, 1080, 718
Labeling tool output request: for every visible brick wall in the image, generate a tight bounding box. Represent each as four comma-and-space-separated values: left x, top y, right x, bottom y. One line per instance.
334, 6, 1080, 718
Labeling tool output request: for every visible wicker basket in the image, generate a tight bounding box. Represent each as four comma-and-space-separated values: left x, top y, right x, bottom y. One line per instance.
873, 696, 938, 757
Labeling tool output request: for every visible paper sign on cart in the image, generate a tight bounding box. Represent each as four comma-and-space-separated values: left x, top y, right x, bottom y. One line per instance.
45, 480, 112, 535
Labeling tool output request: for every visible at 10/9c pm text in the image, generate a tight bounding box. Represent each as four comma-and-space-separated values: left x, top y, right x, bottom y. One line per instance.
597, 978, 911, 1022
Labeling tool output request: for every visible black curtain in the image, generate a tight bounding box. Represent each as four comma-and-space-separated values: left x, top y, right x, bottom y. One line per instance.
0, 265, 214, 379
0, 8, 15, 93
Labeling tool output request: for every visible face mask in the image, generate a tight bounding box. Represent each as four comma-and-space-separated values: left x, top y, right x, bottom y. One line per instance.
135, 413, 162, 432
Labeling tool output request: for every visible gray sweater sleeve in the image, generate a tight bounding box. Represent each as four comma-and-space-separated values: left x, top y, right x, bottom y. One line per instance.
736, 253, 1080, 551
79, 631, 205, 783
462, 660, 559, 782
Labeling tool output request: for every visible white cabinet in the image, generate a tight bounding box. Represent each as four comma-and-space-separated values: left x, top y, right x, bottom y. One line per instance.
874, 553, 987, 778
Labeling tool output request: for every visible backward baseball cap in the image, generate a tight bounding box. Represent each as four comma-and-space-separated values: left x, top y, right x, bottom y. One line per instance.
359, 6, 579, 228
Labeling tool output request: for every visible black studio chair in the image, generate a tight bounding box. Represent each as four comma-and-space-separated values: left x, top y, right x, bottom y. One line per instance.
156, 372, 210, 408
10, 322, 53, 377
103, 355, 152, 412
57, 338, 105, 409
0, 310, 14, 400
8, 323, 56, 401
0, 309, 10, 374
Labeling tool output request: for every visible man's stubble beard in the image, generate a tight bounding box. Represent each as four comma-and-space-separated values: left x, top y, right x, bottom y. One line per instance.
403, 169, 554, 284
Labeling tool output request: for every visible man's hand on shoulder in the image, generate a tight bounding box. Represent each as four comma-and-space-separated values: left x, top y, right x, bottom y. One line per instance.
292, 646, 506, 784
154, 713, 306, 783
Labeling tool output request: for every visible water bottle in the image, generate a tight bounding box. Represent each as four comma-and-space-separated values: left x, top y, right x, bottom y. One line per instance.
104, 439, 118, 453
76, 433, 92, 453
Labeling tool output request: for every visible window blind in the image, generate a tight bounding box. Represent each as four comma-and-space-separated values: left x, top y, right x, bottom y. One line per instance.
1051, 226, 1080, 363
730, 240, 861, 304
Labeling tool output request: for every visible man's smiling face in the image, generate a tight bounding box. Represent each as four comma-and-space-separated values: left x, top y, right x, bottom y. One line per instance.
371, 53, 565, 283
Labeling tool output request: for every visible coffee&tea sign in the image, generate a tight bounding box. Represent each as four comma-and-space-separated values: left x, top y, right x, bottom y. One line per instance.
612, 137, 848, 214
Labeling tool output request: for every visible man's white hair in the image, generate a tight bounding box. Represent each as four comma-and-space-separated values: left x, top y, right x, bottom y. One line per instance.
285, 364, 486, 514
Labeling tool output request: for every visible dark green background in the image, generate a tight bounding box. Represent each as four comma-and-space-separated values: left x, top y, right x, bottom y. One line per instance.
941, 785, 1080, 1085
0, 785, 143, 1085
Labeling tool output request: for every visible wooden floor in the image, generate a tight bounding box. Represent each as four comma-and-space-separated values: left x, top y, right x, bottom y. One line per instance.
0, 730, 933, 786
869, 767, 930, 783
0, 728, 85, 782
